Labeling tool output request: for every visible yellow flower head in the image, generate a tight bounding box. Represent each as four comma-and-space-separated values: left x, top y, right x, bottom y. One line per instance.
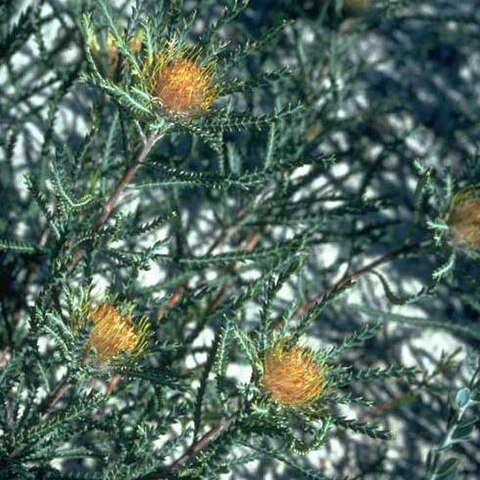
141, 41, 218, 118
262, 340, 327, 407
86, 303, 149, 363
448, 187, 480, 251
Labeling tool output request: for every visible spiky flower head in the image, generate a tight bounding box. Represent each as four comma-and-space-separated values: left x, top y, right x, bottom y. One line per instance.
447, 186, 480, 252
86, 303, 149, 363
141, 40, 218, 119
262, 339, 327, 407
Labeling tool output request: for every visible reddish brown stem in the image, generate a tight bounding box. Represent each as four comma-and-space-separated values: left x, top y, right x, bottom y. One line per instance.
167, 417, 235, 473
294, 239, 427, 318
163, 398, 240, 475
40, 381, 72, 416
106, 374, 122, 394
71, 131, 164, 266
93, 162, 142, 228
95, 132, 164, 229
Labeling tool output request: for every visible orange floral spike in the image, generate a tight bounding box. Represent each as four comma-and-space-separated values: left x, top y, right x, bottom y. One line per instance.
448, 187, 480, 251
142, 43, 218, 118
262, 340, 327, 407
87, 303, 148, 363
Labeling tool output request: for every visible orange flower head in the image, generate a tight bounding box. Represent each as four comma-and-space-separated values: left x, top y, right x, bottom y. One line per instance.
448, 187, 480, 251
262, 340, 327, 407
143, 44, 218, 118
87, 303, 149, 362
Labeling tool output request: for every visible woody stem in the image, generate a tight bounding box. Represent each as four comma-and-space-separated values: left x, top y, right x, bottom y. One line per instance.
71, 130, 165, 266
93, 131, 163, 228
162, 397, 241, 476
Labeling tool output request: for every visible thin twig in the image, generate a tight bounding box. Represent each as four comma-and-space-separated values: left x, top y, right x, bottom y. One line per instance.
167, 417, 235, 472
106, 374, 122, 394
163, 397, 240, 475
40, 381, 73, 417
93, 132, 160, 229
71, 131, 165, 266
294, 239, 427, 318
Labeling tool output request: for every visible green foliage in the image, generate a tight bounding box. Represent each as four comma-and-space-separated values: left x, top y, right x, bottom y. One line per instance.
1, 0, 480, 479
425, 366, 480, 480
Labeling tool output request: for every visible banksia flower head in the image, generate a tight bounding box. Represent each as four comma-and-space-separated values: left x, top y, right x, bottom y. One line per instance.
141, 40, 218, 119
262, 339, 327, 407
447, 186, 480, 252
86, 303, 149, 363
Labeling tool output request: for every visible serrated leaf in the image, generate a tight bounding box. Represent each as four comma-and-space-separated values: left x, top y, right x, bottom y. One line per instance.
333, 416, 391, 441
325, 322, 381, 359
215, 316, 234, 399
370, 270, 428, 305
0, 238, 41, 255
232, 324, 259, 371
